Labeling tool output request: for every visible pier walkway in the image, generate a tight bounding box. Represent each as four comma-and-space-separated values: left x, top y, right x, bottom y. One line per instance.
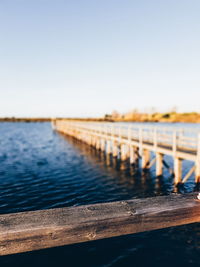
53, 120, 200, 185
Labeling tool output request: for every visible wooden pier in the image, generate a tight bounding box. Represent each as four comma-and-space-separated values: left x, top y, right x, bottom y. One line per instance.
53, 120, 200, 185
0, 193, 200, 256
1, 121, 200, 256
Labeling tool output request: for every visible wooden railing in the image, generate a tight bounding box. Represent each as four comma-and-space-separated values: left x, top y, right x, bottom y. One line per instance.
1, 193, 200, 256
54, 120, 199, 149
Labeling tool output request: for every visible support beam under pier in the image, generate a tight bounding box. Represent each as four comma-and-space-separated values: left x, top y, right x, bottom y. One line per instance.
112, 142, 118, 157
142, 149, 151, 169
130, 146, 139, 166
120, 144, 128, 161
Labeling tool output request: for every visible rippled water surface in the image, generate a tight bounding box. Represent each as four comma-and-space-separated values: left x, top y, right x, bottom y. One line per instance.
0, 122, 200, 267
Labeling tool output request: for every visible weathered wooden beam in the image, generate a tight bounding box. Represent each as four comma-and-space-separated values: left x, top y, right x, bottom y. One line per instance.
100, 139, 105, 152
0, 193, 200, 256
148, 157, 156, 169
182, 165, 196, 184
106, 140, 111, 154
112, 142, 118, 157
163, 159, 174, 175
142, 149, 151, 169
130, 146, 140, 165
120, 144, 128, 161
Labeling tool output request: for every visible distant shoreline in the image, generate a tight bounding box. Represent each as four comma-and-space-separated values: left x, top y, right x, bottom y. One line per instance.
0, 118, 51, 122
1, 112, 200, 123
104, 112, 200, 124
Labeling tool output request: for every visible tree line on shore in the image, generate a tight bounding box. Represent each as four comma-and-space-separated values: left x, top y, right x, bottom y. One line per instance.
0, 117, 51, 122
1, 111, 200, 123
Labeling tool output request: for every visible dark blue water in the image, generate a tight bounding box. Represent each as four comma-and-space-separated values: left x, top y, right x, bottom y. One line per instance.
0, 122, 199, 267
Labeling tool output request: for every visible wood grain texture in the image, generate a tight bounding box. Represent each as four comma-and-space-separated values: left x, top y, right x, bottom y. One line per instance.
0, 193, 200, 256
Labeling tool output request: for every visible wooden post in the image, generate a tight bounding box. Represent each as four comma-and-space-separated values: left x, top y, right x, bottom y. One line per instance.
156, 153, 163, 176
112, 142, 118, 157
106, 140, 111, 154
96, 138, 100, 150
133, 147, 140, 166
130, 146, 140, 166
195, 133, 200, 183
142, 149, 150, 169
127, 125, 131, 162
90, 135, 93, 146
91, 136, 96, 148
120, 144, 127, 161
101, 139, 105, 152
130, 146, 134, 164
174, 157, 182, 185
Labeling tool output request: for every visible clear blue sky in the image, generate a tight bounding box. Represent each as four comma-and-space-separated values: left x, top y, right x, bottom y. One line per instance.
0, 0, 200, 117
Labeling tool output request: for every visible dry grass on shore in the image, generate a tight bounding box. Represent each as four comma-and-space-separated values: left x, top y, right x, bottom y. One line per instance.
104, 112, 200, 123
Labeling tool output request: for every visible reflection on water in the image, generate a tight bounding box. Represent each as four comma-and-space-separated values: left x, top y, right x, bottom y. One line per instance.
64, 133, 198, 195
0, 122, 199, 267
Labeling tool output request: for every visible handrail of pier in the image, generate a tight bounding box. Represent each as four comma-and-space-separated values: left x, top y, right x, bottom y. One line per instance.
54, 120, 199, 151
0, 193, 200, 256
